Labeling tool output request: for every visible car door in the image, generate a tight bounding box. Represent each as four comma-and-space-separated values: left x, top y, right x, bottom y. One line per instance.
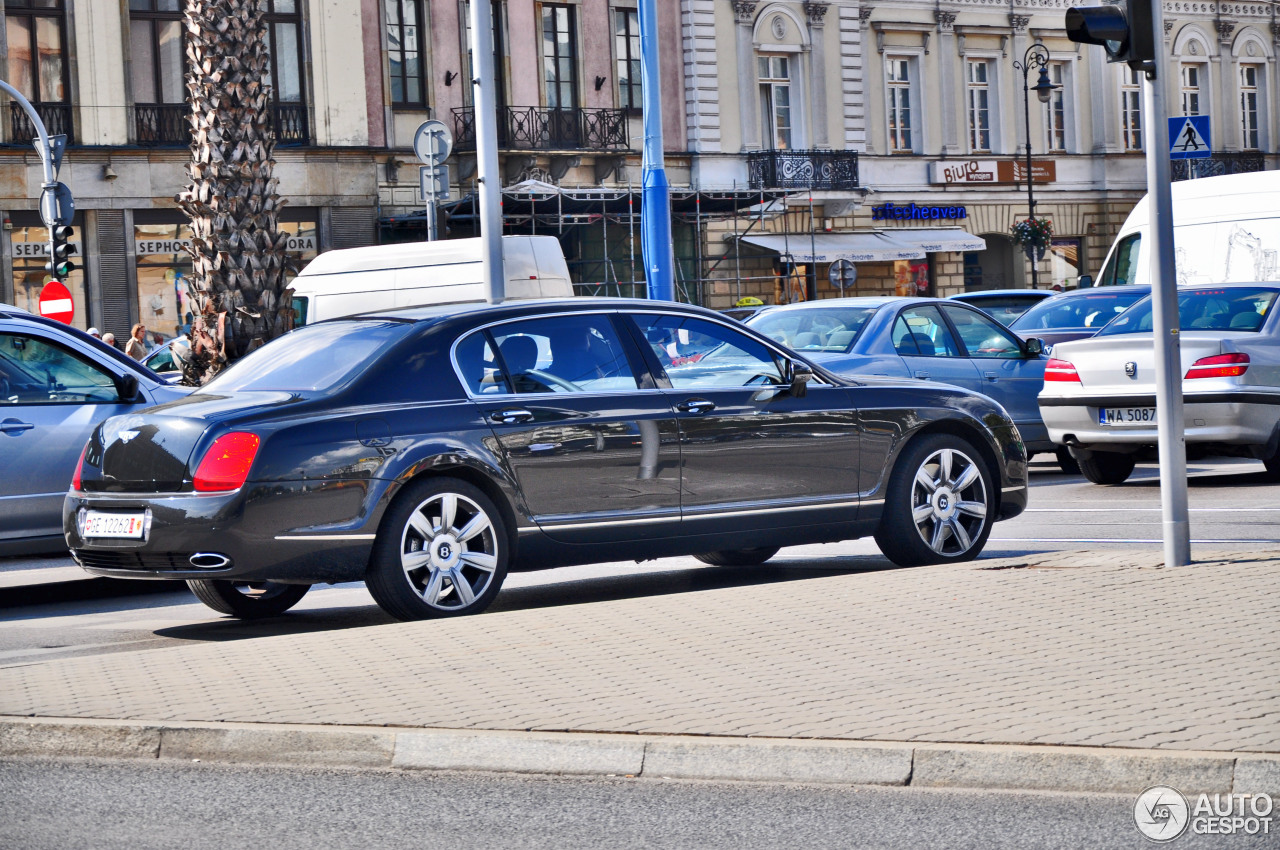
0, 331, 136, 542
939, 303, 1048, 445
891, 305, 984, 391
460, 311, 683, 544
626, 312, 860, 533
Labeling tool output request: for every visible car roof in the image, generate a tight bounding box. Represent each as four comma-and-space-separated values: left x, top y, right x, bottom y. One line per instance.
343, 296, 730, 325
949, 289, 1050, 299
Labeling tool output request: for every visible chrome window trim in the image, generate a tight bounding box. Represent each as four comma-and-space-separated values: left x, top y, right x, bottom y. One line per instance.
448, 307, 832, 401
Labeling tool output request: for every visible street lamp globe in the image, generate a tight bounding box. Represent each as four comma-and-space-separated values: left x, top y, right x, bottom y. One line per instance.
1034, 66, 1058, 103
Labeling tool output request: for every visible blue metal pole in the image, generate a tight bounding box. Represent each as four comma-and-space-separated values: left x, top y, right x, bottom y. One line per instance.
638, 0, 674, 301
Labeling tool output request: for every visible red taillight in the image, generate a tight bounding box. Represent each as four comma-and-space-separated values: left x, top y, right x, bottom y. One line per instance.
1044, 358, 1081, 383
71, 443, 87, 491
1185, 353, 1250, 379
193, 432, 261, 492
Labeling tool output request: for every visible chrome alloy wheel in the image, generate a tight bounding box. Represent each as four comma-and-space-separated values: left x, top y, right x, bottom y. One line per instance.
399, 492, 500, 610
909, 447, 988, 556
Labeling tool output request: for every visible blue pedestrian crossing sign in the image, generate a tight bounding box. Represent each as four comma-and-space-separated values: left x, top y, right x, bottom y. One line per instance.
1169, 115, 1212, 159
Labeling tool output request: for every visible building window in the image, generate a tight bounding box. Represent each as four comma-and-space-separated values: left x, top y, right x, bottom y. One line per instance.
886, 57, 913, 153
1045, 62, 1067, 152
386, 0, 427, 108
1241, 64, 1262, 150
1181, 63, 1204, 115
1121, 67, 1142, 151
966, 60, 992, 152
758, 55, 793, 150
262, 0, 308, 143
128, 0, 187, 145
5, 0, 71, 140
542, 4, 578, 110
615, 8, 641, 110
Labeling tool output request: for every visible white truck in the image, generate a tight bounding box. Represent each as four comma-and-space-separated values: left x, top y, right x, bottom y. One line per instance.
290, 235, 574, 324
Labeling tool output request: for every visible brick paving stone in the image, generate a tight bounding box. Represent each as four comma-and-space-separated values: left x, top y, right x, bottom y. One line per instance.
0, 551, 1278, 753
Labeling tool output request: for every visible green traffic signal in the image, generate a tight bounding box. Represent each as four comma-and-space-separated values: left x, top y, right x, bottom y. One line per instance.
45, 224, 77, 278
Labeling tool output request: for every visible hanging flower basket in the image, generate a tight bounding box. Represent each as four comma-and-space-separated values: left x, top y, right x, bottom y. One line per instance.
1010, 217, 1053, 264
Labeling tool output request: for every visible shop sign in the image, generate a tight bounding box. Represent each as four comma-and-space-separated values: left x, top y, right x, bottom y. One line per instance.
871, 202, 967, 221
930, 160, 1057, 185
14, 241, 83, 258
134, 234, 317, 255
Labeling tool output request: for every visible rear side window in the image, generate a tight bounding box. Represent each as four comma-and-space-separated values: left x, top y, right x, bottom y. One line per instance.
1098, 234, 1141, 286
198, 321, 409, 393
892, 306, 962, 357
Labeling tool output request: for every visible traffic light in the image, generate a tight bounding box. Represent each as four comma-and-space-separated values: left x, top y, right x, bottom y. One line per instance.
1065, 0, 1155, 73
45, 224, 77, 279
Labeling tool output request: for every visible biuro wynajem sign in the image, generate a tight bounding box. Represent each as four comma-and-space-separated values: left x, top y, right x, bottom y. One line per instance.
930, 160, 1057, 185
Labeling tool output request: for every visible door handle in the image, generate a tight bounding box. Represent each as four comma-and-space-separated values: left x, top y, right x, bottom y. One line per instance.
913, 371, 930, 380
490, 408, 534, 424
676, 399, 716, 414
0, 419, 34, 434
983, 370, 998, 381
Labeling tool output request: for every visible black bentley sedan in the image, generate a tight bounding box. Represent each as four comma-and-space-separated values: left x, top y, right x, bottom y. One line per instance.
65, 299, 1028, 621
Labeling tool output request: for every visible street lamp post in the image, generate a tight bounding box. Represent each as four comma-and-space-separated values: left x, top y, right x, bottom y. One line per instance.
1012, 43, 1059, 288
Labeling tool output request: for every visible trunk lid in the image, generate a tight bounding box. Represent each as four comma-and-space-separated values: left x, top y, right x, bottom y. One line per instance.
1050, 332, 1245, 393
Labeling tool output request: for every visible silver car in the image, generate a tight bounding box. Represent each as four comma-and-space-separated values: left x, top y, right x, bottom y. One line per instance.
1038, 284, 1280, 484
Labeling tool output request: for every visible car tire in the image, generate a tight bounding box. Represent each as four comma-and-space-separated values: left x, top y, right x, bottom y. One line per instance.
186, 579, 310, 619
874, 434, 994, 567
365, 477, 509, 621
694, 547, 780, 567
1055, 447, 1081, 475
1077, 451, 1135, 485
1261, 455, 1280, 481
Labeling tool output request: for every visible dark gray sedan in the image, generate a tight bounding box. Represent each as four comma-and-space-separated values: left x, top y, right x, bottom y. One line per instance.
65, 298, 1028, 621
0, 306, 188, 554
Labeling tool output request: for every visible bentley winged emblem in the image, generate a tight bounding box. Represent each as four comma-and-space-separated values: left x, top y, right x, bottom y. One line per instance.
118, 429, 140, 443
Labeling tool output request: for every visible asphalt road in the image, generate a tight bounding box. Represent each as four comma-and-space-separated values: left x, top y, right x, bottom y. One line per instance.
1, 457, 1277, 668
4, 757, 1267, 850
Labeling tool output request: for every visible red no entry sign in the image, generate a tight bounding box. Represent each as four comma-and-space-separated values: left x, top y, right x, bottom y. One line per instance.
38, 279, 74, 324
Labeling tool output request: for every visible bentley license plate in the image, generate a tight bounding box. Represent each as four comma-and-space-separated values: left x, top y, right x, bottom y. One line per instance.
1099, 407, 1157, 425
83, 511, 146, 539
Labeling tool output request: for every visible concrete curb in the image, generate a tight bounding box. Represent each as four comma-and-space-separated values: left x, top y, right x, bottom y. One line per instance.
3, 716, 1277, 796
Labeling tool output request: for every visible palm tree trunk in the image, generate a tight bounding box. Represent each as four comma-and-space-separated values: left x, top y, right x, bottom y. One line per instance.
177, 0, 293, 384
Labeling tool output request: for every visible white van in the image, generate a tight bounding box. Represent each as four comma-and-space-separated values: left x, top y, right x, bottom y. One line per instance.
1090, 170, 1280, 288
290, 235, 574, 324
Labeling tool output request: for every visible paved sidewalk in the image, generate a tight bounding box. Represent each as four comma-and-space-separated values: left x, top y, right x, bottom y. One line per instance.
3, 547, 1278, 757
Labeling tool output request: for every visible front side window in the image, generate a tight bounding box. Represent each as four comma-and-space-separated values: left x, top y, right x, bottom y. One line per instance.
0, 334, 117, 405
886, 57, 913, 152
387, 0, 427, 108
633, 314, 787, 389
1121, 67, 1142, 151
615, 8, 641, 110
457, 314, 638, 395
966, 60, 991, 152
892, 306, 962, 357
1181, 63, 1203, 115
940, 306, 1024, 359
1098, 233, 1142, 287
758, 55, 793, 150
1046, 62, 1067, 152
1241, 65, 1262, 150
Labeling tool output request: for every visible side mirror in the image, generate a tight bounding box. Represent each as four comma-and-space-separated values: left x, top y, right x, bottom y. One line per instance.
1075, 274, 1094, 289
788, 362, 813, 398
114, 374, 139, 402
1022, 338, 1044, 356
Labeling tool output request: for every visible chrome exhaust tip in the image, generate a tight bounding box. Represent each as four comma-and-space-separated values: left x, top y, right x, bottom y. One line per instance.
189, 552, 232, 570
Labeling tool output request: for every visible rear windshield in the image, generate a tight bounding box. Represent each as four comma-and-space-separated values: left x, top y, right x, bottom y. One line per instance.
197, 320, 410, 393
1012, 290, 1148, 332
747, 307, 878, 353
1097, 288, 1278, 336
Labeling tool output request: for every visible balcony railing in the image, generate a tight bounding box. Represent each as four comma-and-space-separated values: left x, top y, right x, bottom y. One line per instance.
1171, 152, 1266, 181
8, 102, 72, 144
452, 105, 629, 152
133, 104, 189, 146
271, 103, 309, 145
747, 149, 860, 191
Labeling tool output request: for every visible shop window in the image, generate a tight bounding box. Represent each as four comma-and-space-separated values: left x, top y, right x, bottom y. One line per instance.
387, 0, 428, 109
1049, 238, 1081, 291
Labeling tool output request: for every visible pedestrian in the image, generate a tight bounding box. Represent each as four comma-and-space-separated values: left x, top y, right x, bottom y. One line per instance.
151, 331, 164, 352
101, 332, 116, 348
125, 323, 148, 360
87, 327, 100, 338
